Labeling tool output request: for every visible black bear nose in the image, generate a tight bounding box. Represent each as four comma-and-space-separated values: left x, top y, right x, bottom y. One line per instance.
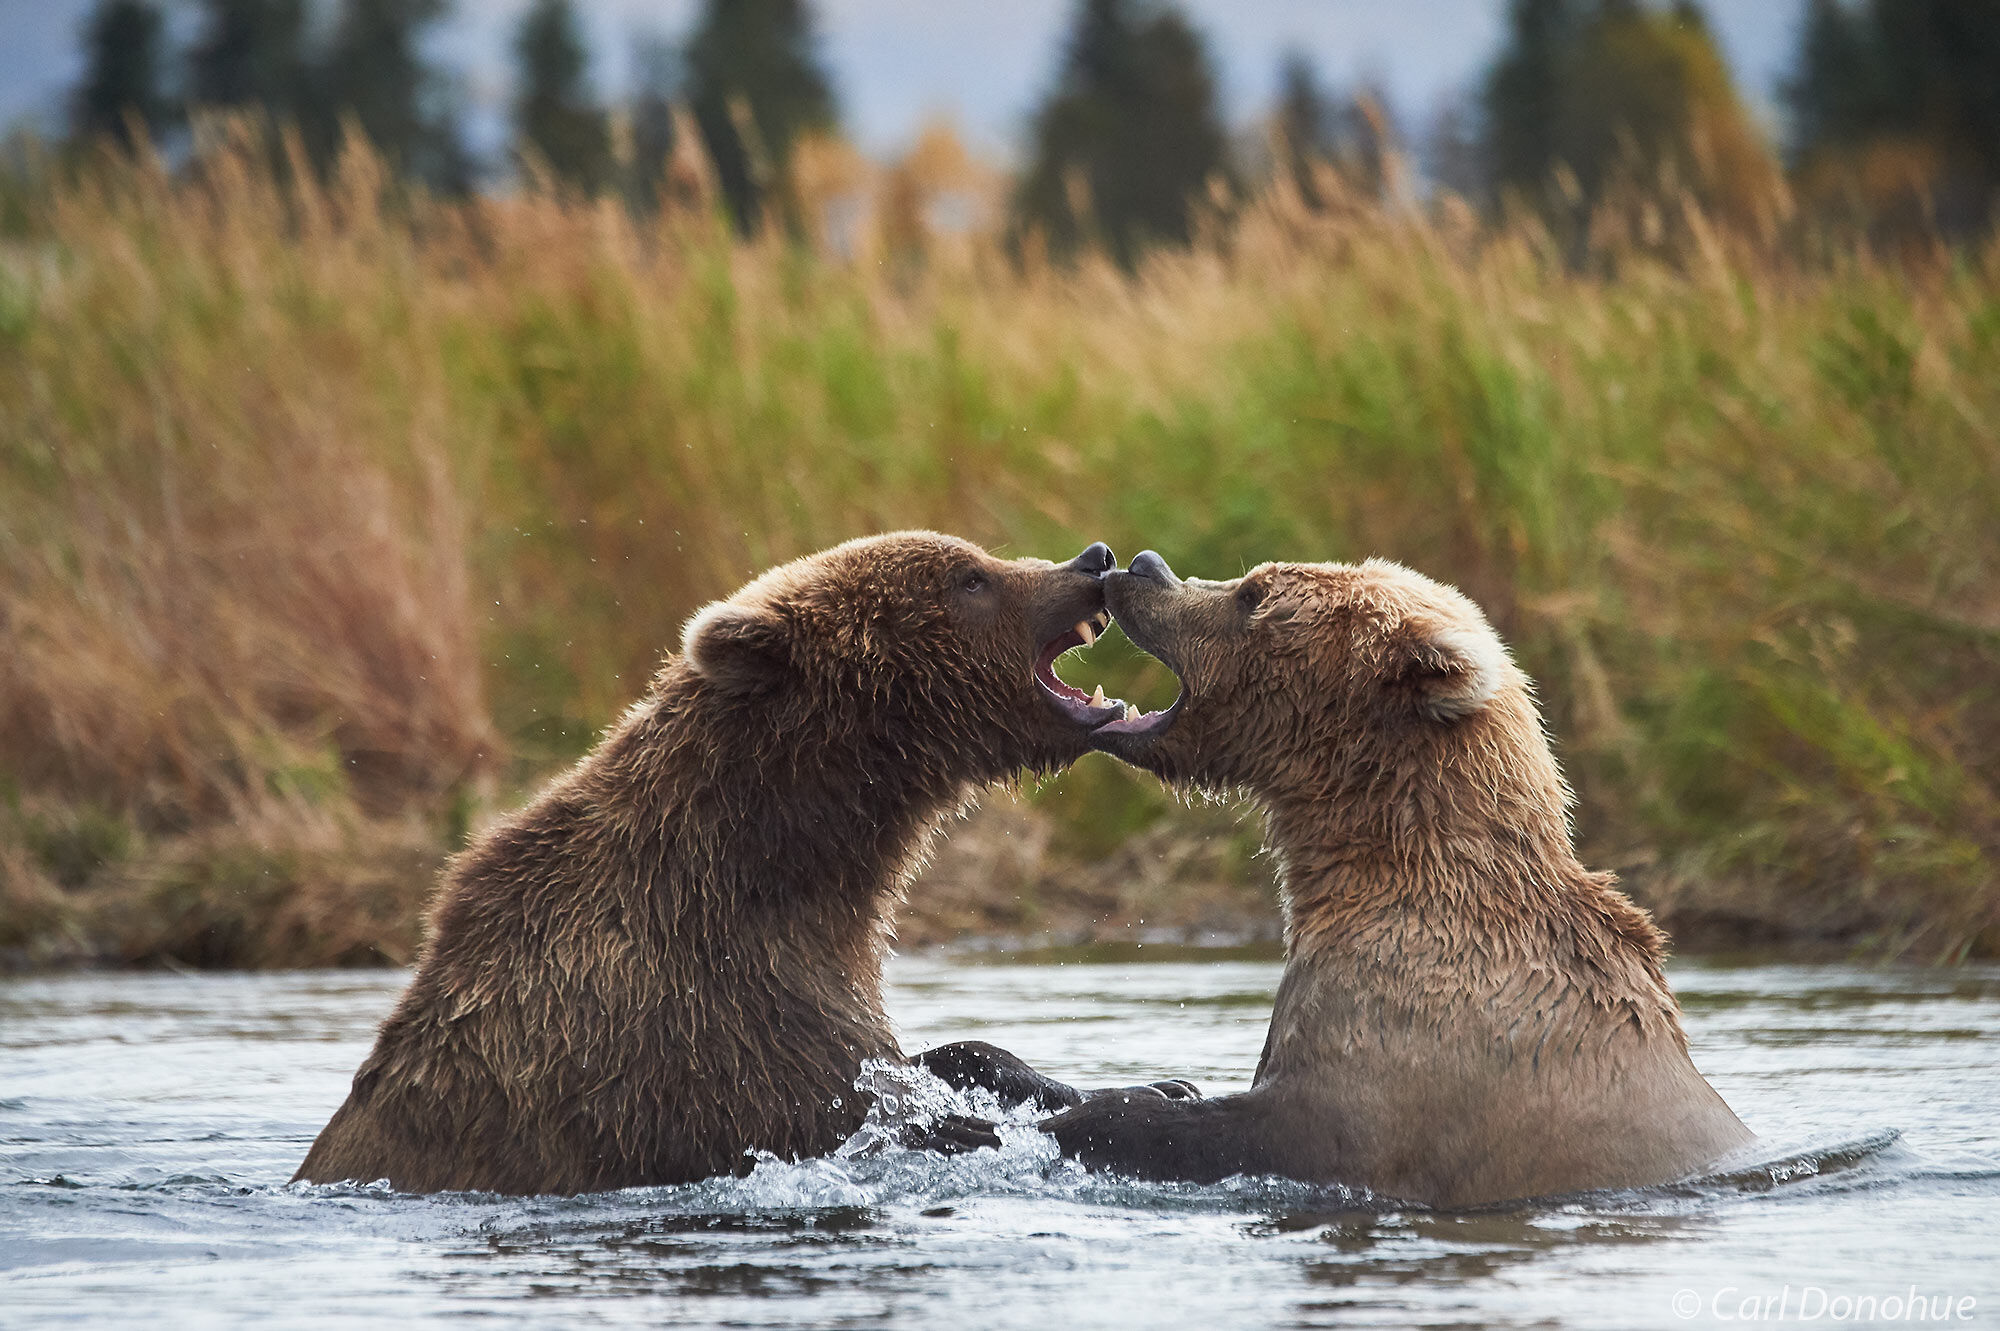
1127, 550, 1179, 585
1067, 542, 1116, 576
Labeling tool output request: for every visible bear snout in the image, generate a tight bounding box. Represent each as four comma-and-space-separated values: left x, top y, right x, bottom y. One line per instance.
1126, 550, 1179, 585
1064, 541, 1117, 577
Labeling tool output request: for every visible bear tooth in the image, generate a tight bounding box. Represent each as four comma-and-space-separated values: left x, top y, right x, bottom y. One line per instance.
1074, 619, 1096, 647
1091, 684, 1107, 708
1124, 703, 1138, 721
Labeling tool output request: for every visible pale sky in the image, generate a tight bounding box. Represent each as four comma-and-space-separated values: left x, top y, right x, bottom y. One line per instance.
0, 0, 1810, 163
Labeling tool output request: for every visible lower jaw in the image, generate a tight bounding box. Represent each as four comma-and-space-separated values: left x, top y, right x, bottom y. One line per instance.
1090, 729, 1154, 755
1086, 728, 1172, 768
1089, 695, 1180, 743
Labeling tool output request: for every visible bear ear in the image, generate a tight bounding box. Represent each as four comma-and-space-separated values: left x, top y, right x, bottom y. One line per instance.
681, 599, 792, 692
1396, 619, 1510, 722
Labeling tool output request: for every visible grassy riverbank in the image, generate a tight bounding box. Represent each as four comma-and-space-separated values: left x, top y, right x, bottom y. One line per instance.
3, 140, 1997, 967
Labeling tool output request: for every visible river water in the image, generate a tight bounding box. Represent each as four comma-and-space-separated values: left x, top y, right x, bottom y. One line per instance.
2, 954, 1996, 1328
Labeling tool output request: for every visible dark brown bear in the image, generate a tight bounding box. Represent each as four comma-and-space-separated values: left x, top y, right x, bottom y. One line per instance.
937, 551, 1753, 1206
293, 532, 1125, 1195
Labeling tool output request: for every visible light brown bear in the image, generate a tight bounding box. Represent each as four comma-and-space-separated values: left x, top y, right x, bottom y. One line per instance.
1011, 551, 1751, 1205
294, 532, 1132, 1195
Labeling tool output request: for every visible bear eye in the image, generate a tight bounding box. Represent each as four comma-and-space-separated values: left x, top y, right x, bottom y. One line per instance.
958, 570, 988, 595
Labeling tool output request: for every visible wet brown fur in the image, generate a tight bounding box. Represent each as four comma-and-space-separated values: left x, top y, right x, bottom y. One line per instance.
295, 532, 1109, 1194
1060, 557, 1753, 1206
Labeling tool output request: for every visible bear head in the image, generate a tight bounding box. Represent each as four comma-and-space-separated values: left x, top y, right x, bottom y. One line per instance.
679, 531, 1127, 781
1092, 551, 1568, 831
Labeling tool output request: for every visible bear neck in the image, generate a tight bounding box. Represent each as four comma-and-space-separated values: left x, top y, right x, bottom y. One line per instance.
1255, 713, 1678, 1036
589, 665, 979, 933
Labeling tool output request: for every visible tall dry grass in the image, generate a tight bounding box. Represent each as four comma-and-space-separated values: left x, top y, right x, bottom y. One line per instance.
2, 134, 1997, 965
1, 141, 494, 964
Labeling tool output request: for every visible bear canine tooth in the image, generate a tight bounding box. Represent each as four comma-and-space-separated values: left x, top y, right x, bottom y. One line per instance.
1091, 684, 1107, 708
1074, 619, 1096, 647
1124, 703, 1138, 721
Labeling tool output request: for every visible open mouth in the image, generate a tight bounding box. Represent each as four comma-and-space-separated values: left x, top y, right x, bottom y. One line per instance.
1034, 611, 1123, 727
1033, 612, 1180, 737
1089, 683, 1179, 737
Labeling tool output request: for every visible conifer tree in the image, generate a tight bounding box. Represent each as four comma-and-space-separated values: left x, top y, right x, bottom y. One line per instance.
1480, 0, 1771, 221
1016, 0, 1230, 265
319, 0, 470, 190
626, 35, 679, 211
683, 0, 838, 232
513, 0, 612, 193
1786, 0, 2000, 227
1481, 0, 1581, 201
187, 0, 310, 120
1275, 50, 1332, 203
1272, 52, 1395, 204
72, 0, 174, 148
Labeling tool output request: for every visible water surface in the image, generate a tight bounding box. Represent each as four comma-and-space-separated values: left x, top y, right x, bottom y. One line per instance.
3, 956, 1996, 1328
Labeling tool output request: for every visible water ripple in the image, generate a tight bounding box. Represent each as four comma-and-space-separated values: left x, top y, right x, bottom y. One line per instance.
3, 959, 1997, 1329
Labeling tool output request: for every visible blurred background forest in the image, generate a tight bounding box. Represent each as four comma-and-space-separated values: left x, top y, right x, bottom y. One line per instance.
1, 0, 1998, 969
